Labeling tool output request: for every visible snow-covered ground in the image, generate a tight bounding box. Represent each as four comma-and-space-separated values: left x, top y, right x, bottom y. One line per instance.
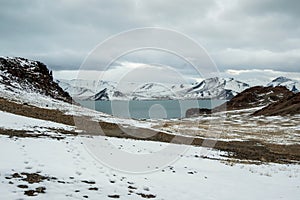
1, 134, 299, 200
0, 110, 75, 133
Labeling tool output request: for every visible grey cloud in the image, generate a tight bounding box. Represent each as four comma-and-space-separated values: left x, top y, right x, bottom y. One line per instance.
0, 0, 299, 73
238, 0, 300, 18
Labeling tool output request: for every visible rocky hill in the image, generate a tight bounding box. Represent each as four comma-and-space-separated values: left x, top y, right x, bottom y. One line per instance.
218, 86, 294, 111
186, 86, 294, 117
253, 92, 300, 116
0, 57, 73, 103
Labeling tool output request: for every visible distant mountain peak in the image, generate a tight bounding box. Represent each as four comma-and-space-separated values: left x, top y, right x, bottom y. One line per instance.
267, 76, 299, 93
271, 76, 292, 83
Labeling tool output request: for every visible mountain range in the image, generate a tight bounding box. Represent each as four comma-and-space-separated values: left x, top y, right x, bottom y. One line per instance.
57, 76, 299, 101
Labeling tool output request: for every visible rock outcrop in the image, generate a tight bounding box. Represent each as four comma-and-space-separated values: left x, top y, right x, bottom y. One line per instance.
217, 86, 294, 111
0, 57, 73, 103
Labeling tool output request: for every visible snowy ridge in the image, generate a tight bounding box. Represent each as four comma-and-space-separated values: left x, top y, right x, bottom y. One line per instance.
57, 79, 128, 101
185, 77, 250, 99
267, 76, 299, 93
58, 76, 299, 101
58, 77, 250, 100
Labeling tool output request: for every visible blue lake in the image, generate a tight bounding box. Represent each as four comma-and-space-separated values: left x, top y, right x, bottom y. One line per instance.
78, 99, 225, 119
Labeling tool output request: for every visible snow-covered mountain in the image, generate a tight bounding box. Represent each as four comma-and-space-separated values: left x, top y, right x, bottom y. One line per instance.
56, 80, 95, 98
128, 82, 191, 100
57, 79, 128, 101
57, 77, 250, 100
267, 76, 299, 93
185, 77, 250, 99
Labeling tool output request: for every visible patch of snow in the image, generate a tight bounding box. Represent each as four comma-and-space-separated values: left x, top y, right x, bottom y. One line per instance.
0, 110, 75, 132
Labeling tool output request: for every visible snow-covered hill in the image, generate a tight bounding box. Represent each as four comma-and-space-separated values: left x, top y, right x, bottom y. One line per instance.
58, 77, 250, 100
0, 57, 73, 103
267, 76, 299, 93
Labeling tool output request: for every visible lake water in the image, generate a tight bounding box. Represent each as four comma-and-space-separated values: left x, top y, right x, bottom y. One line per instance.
78, 99, 225, 119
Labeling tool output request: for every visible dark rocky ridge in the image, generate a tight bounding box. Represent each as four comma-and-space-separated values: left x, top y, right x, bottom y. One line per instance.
216, 86, 294, 111
0, 57, 73, 103
186, 86, 294, 117
253, 92, 300, 116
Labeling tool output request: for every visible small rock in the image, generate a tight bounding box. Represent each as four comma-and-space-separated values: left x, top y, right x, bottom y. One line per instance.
82, 180, 96, 184
17, 185, 28, 189
35, 187, 46, 193
88, 187, 98, 191
24, 190, 37, 196
108, 194, 120, 198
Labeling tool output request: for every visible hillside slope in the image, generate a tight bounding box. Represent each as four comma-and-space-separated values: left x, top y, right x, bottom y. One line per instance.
0, 57, 73, 103
186, 86, 293, 117
253, 92, 300, 116
219, 86, 294, 111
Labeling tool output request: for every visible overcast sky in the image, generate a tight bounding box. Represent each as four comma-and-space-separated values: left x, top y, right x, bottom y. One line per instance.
0, 0, 299, 82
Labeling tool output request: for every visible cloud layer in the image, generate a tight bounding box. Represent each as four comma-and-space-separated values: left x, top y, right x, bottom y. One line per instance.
0, 0, 299, 74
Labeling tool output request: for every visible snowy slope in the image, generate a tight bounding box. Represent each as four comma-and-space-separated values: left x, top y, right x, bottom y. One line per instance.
0, 134, 299, 200
0, 57, 72, 103
185, 77, 250, 99
56, 80, 95, 99
0, 110, 75, 132
267, 76, 300, 93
